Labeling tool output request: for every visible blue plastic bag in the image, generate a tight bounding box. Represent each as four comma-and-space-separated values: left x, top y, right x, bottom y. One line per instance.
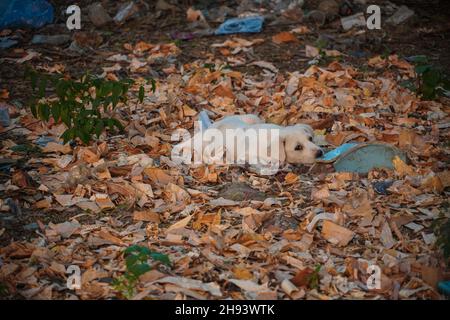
215, 16, 264, 35
0, 0, 54, 29
318, 143, 358, 162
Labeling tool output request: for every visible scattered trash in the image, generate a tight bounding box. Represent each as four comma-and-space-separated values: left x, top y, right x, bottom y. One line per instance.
5, 198, 22, 215
386, 5, 414, 25
0, 0, 54, 29
31, 34, 71, 46
0, 37, 18, 49
373, 180, 394, 195
88, 2, 112, 27
35, 136, 56, 147
23, 222, 39, 231
317, 143, 358, 162
215, 16, 264, 35
0, 158, 16, 173
333, 143, 408, 173
438, 281, 450, 296
0, 104, 11, 127
340, 12, 366, 30
114, 1, 139, 25
318, 143, 408, 173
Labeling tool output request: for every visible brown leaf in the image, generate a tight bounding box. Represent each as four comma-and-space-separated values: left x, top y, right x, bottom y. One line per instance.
284, 172, 299, 185
97, 229, 124, 246
166, 215, 192, 233
144, 167, 174, 185
321, 220, 354, 246
42, 142, 72, 154
392, 156, 415, 177
272, 32, 297, 44
133, 210, 160, 223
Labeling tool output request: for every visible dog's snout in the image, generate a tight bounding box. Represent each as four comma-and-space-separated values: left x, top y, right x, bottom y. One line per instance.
315, 149, 323, 158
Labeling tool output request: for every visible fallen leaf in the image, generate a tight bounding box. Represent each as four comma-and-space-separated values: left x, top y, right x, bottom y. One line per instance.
272, 32, 297, 44
321, 220, 354, 246
133, 210, 160, 223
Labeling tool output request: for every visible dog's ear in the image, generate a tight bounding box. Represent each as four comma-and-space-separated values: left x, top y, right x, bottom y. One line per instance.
294, 124, 314, 136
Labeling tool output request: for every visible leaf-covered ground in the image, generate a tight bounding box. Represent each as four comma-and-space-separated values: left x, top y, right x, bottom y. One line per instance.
0, 0, 449, 300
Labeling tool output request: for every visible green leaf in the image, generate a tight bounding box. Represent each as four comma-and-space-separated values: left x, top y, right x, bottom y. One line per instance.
38, 103, 50, 122
38, 76, 47, 98
415, 64, 432, 75
94, 120, 104, 137
51, 103, 61, 122
61, 128, 75, 144
148, 78, 156, 93
30, 103, 37, 118
128, 263, 151, 277
409, 55, 428, 64
138, 85, 145, 103
150, 252, 171, 266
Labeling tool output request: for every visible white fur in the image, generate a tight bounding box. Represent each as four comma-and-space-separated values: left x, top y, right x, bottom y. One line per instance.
174, 114, 322, 168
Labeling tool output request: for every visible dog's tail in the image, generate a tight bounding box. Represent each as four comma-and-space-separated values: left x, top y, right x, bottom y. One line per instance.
199, 110, 212, 130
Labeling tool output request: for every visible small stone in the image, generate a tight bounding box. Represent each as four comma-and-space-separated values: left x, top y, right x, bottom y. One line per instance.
318, 0, 339, 17
31, 35, 71, 46
218, 183, 267, 201
23, 222, 39, 231
88, 2, 112, 27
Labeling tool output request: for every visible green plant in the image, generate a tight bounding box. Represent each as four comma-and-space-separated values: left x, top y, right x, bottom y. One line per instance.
25, 70, 148, 144
112, 245, 171, 299
307, 264, 321, 290
403, 55, 450, 100
0, 282, 8, 296
434, 215, 450, 266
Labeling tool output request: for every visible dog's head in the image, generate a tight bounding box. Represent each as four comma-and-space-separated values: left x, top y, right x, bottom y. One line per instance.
281, 124, 323, 164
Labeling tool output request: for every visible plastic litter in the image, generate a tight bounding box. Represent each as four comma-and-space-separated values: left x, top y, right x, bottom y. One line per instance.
0, 0, 54, 29
334, 143, 407, 173
438, 281, 450, 296
340, 12, 366, 31
317, 143, 358, 162
0, 159, 16, 174
0, 104, 10, 127
35, 136, 55, 147
215, 16, 264, 35
114, 1, 139, 25
0, 37, 18, 49
318, 143, 408, 174
372, 180, 394, 195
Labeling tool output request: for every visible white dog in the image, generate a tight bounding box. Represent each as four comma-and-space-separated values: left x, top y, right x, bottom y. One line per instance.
172, 114, 323, 173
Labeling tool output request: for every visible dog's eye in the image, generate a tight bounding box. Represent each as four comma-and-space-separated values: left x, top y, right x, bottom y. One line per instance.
308, 136, 313, 142
295, 144, 303, 151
